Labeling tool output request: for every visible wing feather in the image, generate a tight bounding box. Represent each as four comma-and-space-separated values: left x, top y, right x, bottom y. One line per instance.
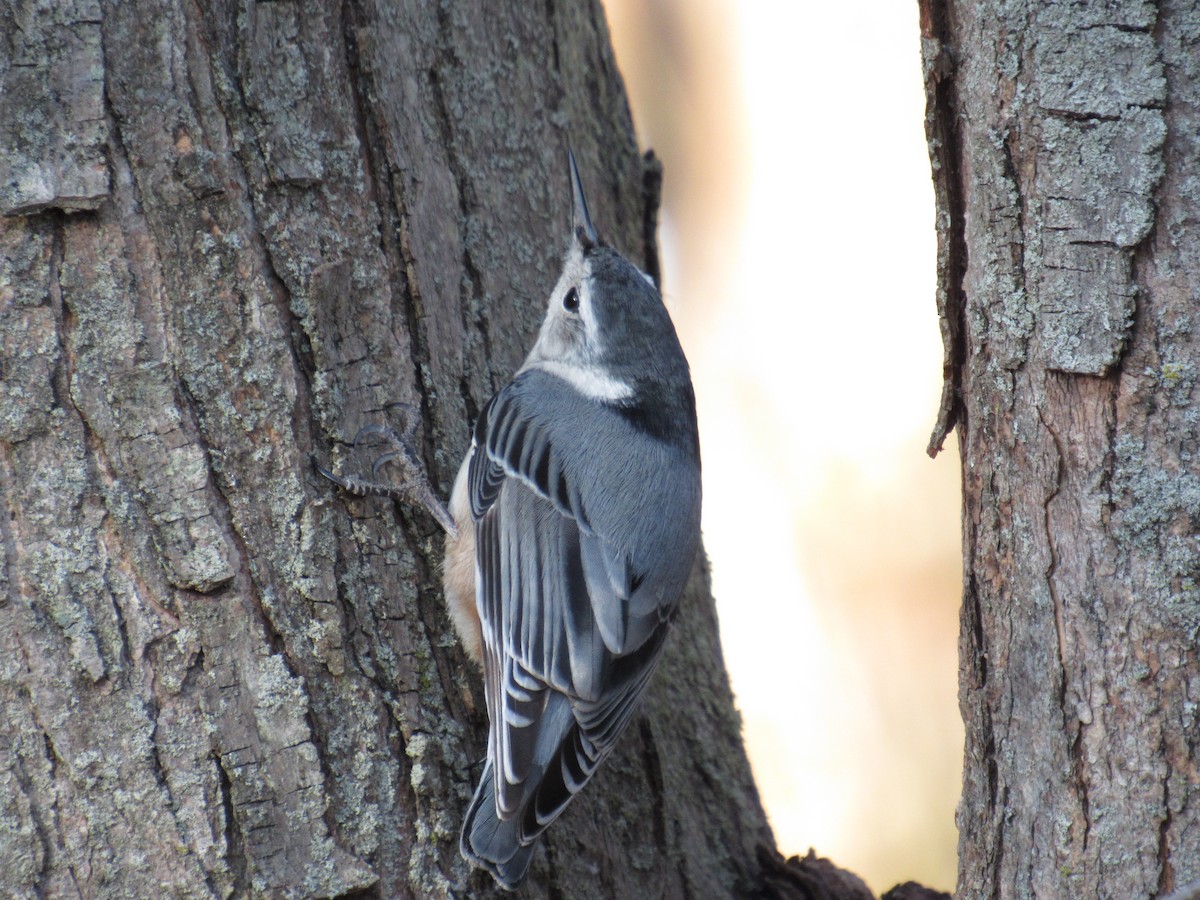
462, 371, 695, 857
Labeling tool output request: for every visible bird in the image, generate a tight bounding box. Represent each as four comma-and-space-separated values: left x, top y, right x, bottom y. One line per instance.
320, 150, 701, 891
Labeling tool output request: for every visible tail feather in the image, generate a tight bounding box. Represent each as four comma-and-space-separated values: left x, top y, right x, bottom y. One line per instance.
460, 761, 537, 892
462, 695, 577, 889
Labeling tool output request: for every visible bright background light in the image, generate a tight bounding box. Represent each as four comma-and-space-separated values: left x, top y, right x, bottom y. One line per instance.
604, 1, 963, 892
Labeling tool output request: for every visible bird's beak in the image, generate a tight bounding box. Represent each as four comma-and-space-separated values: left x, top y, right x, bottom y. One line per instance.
569, 148, 599, 248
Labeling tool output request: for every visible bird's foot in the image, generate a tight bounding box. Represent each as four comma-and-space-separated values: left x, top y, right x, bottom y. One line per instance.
316, 405, 459, 538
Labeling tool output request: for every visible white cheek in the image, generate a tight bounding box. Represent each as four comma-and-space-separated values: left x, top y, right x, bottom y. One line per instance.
531, 307, 573, 360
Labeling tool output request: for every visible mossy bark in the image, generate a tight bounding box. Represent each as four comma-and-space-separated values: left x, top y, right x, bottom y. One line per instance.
920, 0, 1200, 895
0, 2, 773, 897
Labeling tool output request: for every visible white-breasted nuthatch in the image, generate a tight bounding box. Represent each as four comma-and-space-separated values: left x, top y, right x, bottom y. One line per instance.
320, 151, 701, 891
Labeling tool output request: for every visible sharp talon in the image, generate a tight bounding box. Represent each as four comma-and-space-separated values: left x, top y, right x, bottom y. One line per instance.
314, 457, 347, 488
353, 423, 399, 449
371, 449, 404, 479
319, 417, 458, 539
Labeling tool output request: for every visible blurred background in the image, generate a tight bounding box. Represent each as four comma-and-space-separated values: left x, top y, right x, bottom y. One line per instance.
601, 1, 963, 892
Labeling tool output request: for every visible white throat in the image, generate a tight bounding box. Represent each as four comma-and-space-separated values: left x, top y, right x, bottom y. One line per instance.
525, 360, 634, 403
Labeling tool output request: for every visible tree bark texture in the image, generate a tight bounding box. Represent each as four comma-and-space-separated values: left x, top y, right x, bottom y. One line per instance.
920, 0, 1200, 896
0, 2, 774, 897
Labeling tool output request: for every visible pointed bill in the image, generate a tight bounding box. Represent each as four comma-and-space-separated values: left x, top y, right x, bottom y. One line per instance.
568, 148, 598, 247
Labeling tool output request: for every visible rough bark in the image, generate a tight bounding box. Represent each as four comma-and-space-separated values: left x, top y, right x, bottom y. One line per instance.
920, 0, 1200, 896
0, 2, 776, 897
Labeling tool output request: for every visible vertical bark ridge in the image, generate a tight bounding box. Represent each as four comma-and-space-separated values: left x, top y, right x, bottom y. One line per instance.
0, 1, 776, 897
922, 1, 1199, 896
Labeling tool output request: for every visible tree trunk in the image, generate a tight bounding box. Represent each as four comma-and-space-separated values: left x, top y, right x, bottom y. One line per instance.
0, 2, 774, 896
920, 0, 1200, 896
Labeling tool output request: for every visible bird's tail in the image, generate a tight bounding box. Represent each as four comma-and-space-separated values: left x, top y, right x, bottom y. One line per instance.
460, 760, 537, 892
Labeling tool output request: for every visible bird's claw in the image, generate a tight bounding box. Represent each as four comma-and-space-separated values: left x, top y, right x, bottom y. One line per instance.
317, 412, 459, 539
352, 403, 419, 449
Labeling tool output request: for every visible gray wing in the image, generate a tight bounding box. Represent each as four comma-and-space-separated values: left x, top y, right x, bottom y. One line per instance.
465, 375, 680, 840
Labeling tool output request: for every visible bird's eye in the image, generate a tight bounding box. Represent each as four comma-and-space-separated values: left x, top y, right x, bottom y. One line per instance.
563, 287, 580, 312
